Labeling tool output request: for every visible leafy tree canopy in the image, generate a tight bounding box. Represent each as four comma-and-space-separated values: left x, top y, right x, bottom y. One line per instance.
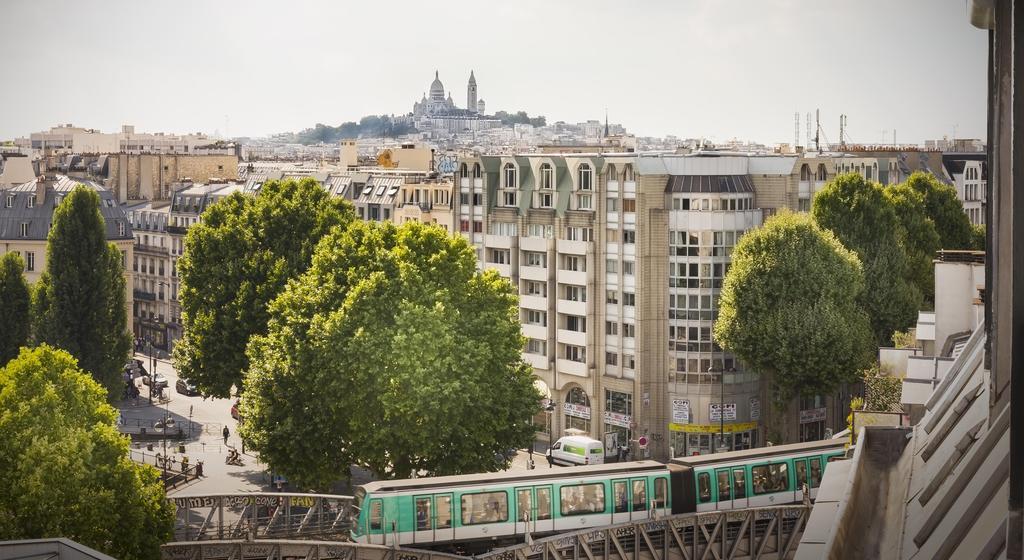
884, 182, 941, 304
0, 253, 30, 365
971, 223, 986, 251
492, 110, 547, 127
174, 178, 354, 398
812, 173, 921, 344
241, 221, 540, 488
290, 116, 417, 144
714, 212, 874, 401
903, 171, 974, 250
34, 186, 131, 396
0, 346, 174, 559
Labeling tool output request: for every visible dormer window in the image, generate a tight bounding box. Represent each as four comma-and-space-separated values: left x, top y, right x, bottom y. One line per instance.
20, 222, 29, 237
118, 221, 126, 237
503, 163, 517, 188
27, 196, 34, 209
540, 163, 554, 189
578, 163, 593, 191
4, 195, 12, 208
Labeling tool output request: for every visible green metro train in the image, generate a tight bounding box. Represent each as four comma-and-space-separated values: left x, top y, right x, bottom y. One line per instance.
350, 438, 846, 548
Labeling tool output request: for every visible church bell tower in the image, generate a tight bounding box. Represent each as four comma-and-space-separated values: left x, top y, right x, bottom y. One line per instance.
467, 70, 478, 113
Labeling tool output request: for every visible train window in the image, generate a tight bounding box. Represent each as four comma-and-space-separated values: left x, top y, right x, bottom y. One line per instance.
796, 461, 808, 489
654, 478, 668, 508
461, 491, 508, 525
810, 459, 823, 488
517, 490, 532, 523
613, 481, 629, 513
536, 487, 552, 520
631, 480, 647, 511
560, 483, 606, 516
752, 463, 790, 495
698, 473, 712, 503
733, 469, 746, 500
716, 470, 731, 501
415, 497, 432, 531
436, 495, 452, 529
369, 500, 383, 531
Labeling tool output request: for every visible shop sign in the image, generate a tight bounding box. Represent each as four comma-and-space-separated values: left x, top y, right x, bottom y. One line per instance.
563, 402, 591, 420
800, 407, 827, 424
603, 411, 631, 428
668, 421, 758, 434
750, 397, 761, 421
709, 403, 737, 422
671, 399, 690, 422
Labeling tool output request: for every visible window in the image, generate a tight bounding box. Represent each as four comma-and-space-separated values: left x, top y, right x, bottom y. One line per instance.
606, 228, 621, 243
561, 255, 585, 271
606, 290, 619, 304
623, 354, 635, 369
524, 251, 546, 267
459, 220, 470, 233
503, 163, 517, 188
4, 195, 13, 208
516, 490, 532, 523
27, 196, 34, 209
527, 224, 554, 238
810, 458, 822, 488
489, 221, 518, 236
622, 261, 635, 276
578, 164, 593, 190
717, 470, 731, 501
622, 229, 636, 244
523, 280, 546, 297
416, 497, 432, 531
752, 463, 790, 494
565, 227, 593, 242
564, 315, 585, 332
622, 198, 636, 213
526, 338, 547, 355
20, 222, 28, 237
25, 252, 35, 272
577, 194, 593, 210
488, 249, 510, 265
472, 193, 483, 206
654, 478, 668, 508
622, 323, 635, 338
537, 192, 553, 208
606, 258, 618, 273
605, 321, 619, 335
563, 344, 585, 362
796, 461, 807, 489
623, 164, 635, 182
473, 163, 482, 179
733, 469, 746, 499
632, 480, 647, 511
460, 192, 470, 205
461, 491, 508, 525
503, 191, 518, 207
607, 197, 619, 212
563, 285, 586, 302
460, 163, 469, 178
698, 473, 712, 503
613, 481, 629, 513
623, 292, 635, 306
560, 483, 604, 516
540, 163, 554, 189
369, 500, 383, 530
473, 221, 483, 233
437, 496, 452, 529
525, 310, 546, 326
118, 221, 126, 237
605, 352, 618, 365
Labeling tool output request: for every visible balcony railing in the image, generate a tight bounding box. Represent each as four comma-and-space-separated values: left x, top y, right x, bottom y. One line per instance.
134, 243, 169, 255
166, 225, 187, 234
134, 289, 157, 301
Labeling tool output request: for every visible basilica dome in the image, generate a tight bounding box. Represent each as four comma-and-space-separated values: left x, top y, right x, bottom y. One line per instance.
429, 70, 445, 100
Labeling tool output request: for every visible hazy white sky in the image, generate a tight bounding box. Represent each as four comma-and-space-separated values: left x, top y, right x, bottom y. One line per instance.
0, 0, 987, 144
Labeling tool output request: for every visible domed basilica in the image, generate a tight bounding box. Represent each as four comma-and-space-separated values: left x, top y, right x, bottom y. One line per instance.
413, 70, 485, 117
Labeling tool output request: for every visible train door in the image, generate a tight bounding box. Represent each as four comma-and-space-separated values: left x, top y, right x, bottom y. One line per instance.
515, 487, 534, 536
794, 459, 809, 503
612, 478, 650, 523
413, 494, 454, 544
731, 467, 749, 509
534, 486, 554, 534
715, 469, 734, 510
630, 478, 649, 521
366, 498, 384, 545
611, 479, 630, 524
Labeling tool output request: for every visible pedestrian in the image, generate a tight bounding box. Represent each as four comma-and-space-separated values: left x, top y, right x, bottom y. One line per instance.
546, 450, 554, 468
196, 460, 204, 477
222, 425, 230, 445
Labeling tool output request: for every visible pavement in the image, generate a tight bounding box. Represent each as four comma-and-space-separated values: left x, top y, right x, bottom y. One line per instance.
118, 352, 587, 497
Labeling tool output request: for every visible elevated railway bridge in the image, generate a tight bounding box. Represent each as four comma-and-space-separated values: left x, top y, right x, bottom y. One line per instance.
165, 492, 808, 560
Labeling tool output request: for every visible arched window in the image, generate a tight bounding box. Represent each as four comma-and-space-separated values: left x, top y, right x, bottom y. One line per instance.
607, 164, 617, 182
816, 164, 827, 181
472, 163, 482, 178
540, 163, 554, 189
623, 164, 635, 182
578, 163, 593, 191
563, 387, 591, 433
800, 164, 812, 181
460, 163, 469, 178
503, 163, 517, 189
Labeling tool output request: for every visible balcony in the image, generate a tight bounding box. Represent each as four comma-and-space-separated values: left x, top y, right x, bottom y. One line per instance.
557, 269, 588, 286
557, 328, 587, 347
520, 236, 549, 252
557, 298, 587, 316
134, 243, 169, 255
485, 234, 515, 249
521, 323, 548, 341
556, 239, 588, 256
134, 289, 157, 301
166, 225, 187, 235
483, 262, 511, 278
519, 294, 548, 310
524, 352, 549, 371
556, 358, 588, 377
520, 265, 548, 282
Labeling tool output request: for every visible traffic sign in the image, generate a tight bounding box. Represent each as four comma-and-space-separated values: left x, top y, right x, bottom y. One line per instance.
637, 436, 648, 448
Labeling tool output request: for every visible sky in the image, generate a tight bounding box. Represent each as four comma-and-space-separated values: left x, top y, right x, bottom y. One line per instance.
0, 0, 988, 145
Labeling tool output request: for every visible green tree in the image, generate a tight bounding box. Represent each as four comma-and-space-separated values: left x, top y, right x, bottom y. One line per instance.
174, 178, 354, 397
812, 173, 921, 344
884, 182, 941, 304
971, 223, 986, 251
0, 345, 174, 559
715, 212, 874, 403
33, 186, 131, 395
903, 171, 974, 249
241, 221, 540, 488
0, 253, 30, 365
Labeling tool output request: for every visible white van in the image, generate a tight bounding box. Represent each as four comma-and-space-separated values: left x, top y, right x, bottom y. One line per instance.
547, 436, 605, 466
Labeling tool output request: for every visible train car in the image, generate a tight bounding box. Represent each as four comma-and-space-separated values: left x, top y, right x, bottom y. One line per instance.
350, 461, 674, 548
670, 438, 848, 513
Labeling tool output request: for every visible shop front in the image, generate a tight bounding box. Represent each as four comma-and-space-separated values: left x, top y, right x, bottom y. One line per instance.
562, 387, 591, 434
668, 421, 759, 456
603, 390, 633, 460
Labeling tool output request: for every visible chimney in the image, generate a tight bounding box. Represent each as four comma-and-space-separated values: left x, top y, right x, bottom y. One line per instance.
35, 175, 48, 206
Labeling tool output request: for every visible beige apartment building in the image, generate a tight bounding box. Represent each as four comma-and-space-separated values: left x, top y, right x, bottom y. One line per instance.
0, 174, 134, 333
453, 152, 881, 460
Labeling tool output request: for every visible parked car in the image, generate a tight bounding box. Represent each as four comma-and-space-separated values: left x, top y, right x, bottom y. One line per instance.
230, 400, 241, 421
142, 372, 168, 389
175, 378, 200, 396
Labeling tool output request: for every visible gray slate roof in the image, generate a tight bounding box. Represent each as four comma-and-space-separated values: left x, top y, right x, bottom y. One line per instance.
0, 175, 132, 241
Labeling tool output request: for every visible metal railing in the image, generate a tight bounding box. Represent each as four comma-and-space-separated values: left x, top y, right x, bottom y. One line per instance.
169, 493, 356, 542
161, 540, 465, 560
